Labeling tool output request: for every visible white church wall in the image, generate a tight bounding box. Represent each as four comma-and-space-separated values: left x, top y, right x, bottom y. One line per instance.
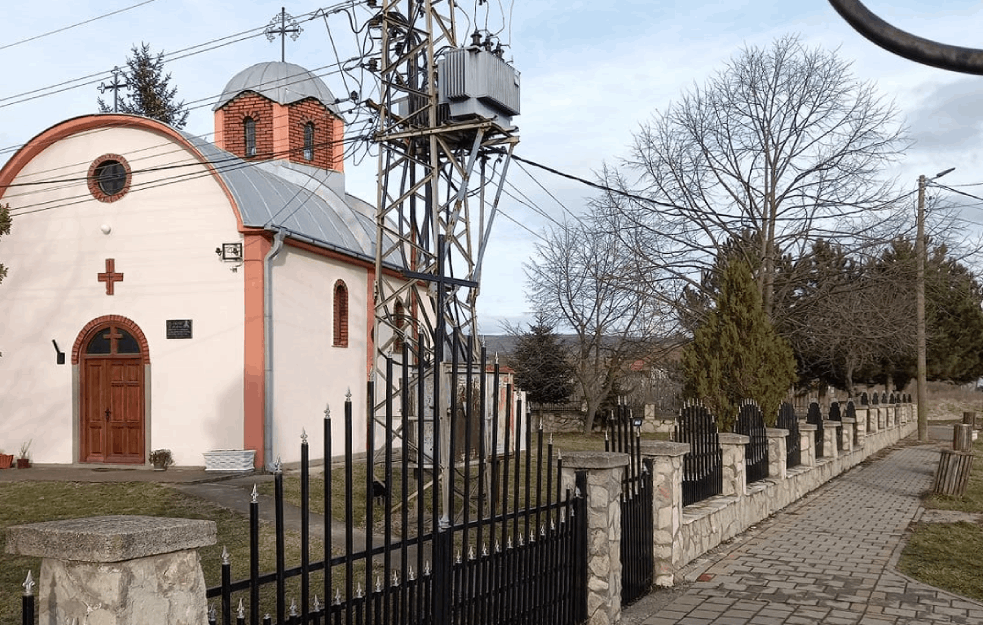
0, 125, 245, 465
269, 244, 370, 464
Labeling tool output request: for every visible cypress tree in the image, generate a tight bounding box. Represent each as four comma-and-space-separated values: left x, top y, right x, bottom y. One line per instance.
682, 259, 796, 430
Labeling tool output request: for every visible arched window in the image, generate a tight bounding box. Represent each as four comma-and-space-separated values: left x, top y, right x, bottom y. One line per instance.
303, 122, 315, 161
244, 116, 256, 157
333, 280, 349, 347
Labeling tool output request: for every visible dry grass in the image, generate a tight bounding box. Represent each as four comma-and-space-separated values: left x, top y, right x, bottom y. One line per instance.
897, 521, 983, 602
0, 482, 325, 622
925, 382, 983, 422
898, 422, 983, 600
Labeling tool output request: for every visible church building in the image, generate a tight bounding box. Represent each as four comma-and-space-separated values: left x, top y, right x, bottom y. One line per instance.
0, 61, 399, 468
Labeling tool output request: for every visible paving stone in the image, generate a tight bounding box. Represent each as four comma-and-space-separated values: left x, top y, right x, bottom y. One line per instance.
622, 445, 983, 625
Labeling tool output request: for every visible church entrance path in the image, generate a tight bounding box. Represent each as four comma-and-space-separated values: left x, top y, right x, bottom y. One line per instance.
624, 444, 983, 625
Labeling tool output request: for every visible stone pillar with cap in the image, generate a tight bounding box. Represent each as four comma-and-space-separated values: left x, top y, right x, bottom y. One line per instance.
800, 423, 817, 466
5, 515, 217, 625
560, 451, 629, 625
822, 421, 839, 459
765, 428, 788, 480
718, 433, 749, 497
640, 440, 689, 587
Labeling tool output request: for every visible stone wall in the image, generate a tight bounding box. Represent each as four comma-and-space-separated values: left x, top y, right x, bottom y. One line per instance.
646, 402, 917, 586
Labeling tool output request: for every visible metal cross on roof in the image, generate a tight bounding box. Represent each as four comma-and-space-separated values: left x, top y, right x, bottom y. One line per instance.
265, 7, 303, 63
97, 67, 128, 113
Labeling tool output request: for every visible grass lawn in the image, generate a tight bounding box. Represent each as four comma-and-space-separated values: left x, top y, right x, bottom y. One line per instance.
0, 481, 325, 622
897, 436, 983, 600
897, 521, 983, 602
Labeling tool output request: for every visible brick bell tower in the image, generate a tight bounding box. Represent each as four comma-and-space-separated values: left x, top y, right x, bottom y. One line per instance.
213, 61, 344, 172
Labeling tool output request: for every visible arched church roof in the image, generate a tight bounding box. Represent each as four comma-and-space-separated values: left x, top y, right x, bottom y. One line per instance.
213, 61, 342, 114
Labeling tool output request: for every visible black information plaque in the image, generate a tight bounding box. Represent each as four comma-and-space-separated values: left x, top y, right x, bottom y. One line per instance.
166, 319, 193, 339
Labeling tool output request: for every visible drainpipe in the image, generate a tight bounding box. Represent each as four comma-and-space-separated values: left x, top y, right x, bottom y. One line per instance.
264, 229, 287, 470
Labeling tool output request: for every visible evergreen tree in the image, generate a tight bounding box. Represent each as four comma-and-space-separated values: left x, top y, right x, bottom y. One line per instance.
98, 43, 189, 129
509, 313, 575, 406
0, 203, 10, 285
682, 259, 797, 430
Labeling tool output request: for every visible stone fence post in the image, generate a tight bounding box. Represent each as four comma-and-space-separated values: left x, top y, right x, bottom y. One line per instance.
561, 451, 629, 625
640, 441, 689, 587
854, 408, 867, 445
822, 421, 839, 459
840, 418, 855, 453
6, 515, 216, 625
800, 423, 817, 466
718, 433, 749, 497
765, 428, 788, 480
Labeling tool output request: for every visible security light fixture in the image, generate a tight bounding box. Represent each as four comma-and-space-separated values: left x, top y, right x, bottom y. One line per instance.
217, 243, 243, 262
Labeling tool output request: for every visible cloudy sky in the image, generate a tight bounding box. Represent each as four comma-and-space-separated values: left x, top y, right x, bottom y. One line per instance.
4, 0, 983, 331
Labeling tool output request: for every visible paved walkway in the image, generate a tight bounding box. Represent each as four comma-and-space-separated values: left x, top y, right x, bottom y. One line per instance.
624, 444, 983, 624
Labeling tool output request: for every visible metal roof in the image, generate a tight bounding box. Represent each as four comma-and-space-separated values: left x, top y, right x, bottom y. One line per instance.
181, 132, 398, 267
212, 62, 342, 114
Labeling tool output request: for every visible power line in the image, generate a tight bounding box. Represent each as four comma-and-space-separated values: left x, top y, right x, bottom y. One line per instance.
0, 0, 161, 52
0, 2, 367, 112
931, 182, 983, 204
7, 130, 371, 217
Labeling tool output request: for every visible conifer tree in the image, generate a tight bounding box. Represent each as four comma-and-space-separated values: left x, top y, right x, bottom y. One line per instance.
98, 43, 189, 129
682, 259, 796, 430
510, 313, 574, 406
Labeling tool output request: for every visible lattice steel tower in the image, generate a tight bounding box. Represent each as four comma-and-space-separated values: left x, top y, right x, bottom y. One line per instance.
369, 1, 519, 380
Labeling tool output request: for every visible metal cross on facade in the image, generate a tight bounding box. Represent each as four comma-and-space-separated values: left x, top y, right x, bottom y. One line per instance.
97, 67, 128, 113
265, 7, 303, 63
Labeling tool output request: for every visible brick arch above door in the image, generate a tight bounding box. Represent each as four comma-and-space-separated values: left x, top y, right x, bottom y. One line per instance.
72, 314, 150, 365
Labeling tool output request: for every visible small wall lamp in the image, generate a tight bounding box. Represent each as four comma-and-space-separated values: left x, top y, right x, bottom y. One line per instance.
52, 339, 65, 365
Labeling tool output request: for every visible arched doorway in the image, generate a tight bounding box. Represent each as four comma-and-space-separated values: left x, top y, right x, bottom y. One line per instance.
76, 317, 148, 464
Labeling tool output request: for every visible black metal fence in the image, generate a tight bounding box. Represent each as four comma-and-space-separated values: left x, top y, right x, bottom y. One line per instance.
806, 402, 824, 458
193, 337, 588, 625
605, 402, 654, 606
674, 403, 723, 506
777, 402, 801, 468
735, 401, 769, 483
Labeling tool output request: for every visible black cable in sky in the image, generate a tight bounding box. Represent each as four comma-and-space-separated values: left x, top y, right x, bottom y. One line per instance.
0, 0, 160, 52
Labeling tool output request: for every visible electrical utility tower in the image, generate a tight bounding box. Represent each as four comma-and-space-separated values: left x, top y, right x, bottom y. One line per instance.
368, 0, 520, 442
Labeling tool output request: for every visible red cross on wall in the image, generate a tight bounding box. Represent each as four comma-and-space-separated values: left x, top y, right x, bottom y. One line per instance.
97, 258, 124, 295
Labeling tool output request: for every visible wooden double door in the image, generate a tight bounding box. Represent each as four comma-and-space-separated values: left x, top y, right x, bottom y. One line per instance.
80, 323, 145, 464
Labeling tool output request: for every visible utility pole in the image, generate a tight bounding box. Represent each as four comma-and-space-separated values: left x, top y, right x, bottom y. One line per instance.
916, 174, 927, 442
916, 167, 954, 442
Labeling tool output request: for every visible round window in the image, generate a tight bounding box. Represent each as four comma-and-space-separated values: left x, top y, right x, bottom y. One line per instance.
87, 154, 131, 202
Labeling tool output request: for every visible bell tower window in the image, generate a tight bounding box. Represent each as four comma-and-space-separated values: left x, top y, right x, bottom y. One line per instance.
244, 116, 256, 157
303, 122, 315, 161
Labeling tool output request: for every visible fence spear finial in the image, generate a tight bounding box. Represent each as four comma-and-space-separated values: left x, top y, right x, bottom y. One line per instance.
221, 546, 230, 565
301, 428, 308, 445
324, 404, 331, 419
22, 570, 34, 596
251, 483, 259, 503
237, 598, 246, 618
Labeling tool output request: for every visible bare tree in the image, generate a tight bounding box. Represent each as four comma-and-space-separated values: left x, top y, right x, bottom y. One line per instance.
612, 35, 910, 321
524, 213, 677, 433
